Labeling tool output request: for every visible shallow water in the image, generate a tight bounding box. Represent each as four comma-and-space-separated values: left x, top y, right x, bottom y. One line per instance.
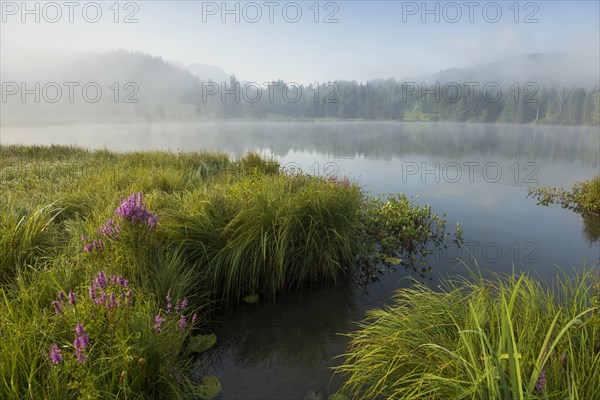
2, 120, 598, 399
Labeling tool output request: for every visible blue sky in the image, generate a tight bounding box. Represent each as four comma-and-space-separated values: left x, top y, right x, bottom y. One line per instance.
2, 1, 599, 83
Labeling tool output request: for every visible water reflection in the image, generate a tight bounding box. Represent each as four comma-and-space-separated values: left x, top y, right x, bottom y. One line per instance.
2, 121, 598, 165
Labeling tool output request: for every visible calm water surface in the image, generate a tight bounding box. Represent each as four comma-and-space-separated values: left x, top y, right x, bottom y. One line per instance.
2, 121, 599, 399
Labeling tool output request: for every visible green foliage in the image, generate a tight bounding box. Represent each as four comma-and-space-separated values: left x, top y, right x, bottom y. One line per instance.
335, 268, 600, 399
528, 176, 600, 243
359, 194, 462, 281
528, 175, 600, 216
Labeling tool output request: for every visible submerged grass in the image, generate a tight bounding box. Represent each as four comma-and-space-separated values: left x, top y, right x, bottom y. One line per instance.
335, 267, 600, 399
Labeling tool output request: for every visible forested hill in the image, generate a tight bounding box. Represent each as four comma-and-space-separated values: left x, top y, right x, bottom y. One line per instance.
1, 50, 598, 126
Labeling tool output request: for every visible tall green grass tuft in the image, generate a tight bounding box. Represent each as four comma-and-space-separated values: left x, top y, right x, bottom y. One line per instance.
335, 267, 600, 399
167, 174, 365, 302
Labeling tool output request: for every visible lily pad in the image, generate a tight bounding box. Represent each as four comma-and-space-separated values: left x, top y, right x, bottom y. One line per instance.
243, 293, 259, 304
200, 375, 221, 399
384, 257, 402, 265
189, 333, 217, 353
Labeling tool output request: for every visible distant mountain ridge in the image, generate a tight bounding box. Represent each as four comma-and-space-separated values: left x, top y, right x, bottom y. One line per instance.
407, 52, 600, 88
185, 62, 232, 83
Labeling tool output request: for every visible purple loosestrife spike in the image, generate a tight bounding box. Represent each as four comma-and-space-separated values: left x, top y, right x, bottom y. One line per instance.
108, 292, 118, 308
57, 291, 66, 301
75, 323, 85, 336
535, 371, 547, 393
110, 275, 117, 285
84, 243, 92, 252
178, 314, 187, 330
49, 344, 63, 365
52, 301, 63, 314
560, 354, 567, 363
154, 315, 165, 332
88, 286, 96, 300
81, 235, 87, 241
191, 314, 198, 324
180, 299, 188, 310
96, 292, 107, 305
96, 271, 108, 289
68, 291, 76, 305
75, 347, 87, 363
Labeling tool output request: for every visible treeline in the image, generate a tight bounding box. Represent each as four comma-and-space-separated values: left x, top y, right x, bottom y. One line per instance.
176, 78, 599, 126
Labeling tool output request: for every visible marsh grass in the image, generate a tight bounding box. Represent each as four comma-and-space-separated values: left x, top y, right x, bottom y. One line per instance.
1, 144, 461, 398
167, 174, 365, 302
335, 266, 600, 399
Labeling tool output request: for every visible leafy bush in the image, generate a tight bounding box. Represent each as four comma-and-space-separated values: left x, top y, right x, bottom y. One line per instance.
528, 175, 600, 216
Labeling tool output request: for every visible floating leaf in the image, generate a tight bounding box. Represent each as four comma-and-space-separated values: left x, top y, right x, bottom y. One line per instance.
189, 333, 217, 353
199, 375, 221, 399
384, 257, 402, 265
243, 294, 259, 304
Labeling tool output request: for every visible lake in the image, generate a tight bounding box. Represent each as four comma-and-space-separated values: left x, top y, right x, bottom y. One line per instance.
2, 120, 598, 399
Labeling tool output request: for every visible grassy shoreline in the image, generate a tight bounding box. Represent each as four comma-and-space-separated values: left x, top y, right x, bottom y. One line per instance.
0, 145, 459, 398
335, 268, 600, 399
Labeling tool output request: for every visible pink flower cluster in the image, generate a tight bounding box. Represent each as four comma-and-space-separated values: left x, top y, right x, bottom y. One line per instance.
115, 192, 158, 229
154, 291, 197, 333
328, 175, 350, 187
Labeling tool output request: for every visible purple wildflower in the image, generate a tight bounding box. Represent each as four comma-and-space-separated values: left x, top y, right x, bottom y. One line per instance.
535, 370, 547, 393
52, 300, 63, 314
108, 292, 118, 308
75, 323, 85, 336
95, 292, 107, 305
154, 315, 165, 332
560, 354, 567, 364
81, 235, 87, 241
73, 324, 89, 364
180, 299, 188, 310
49, 343, 63, 365
166, 292, 173, 313
57, 291, 66, 301
178, 314, 187, 330
84, 243, 92, 252
98, 219, 121, 239
114, 192, 158, 229
68, 291, 76, 305
94, 271, 108, 290
191, 313, 198, 324
88, 286, 96, 300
